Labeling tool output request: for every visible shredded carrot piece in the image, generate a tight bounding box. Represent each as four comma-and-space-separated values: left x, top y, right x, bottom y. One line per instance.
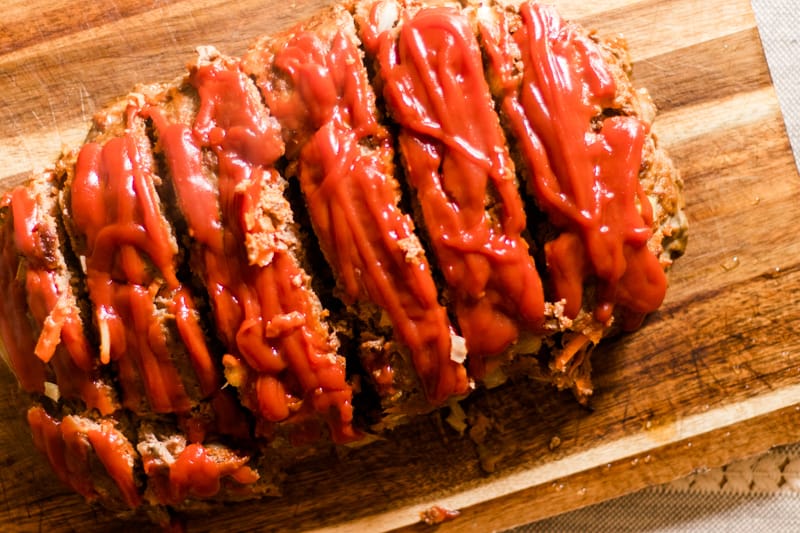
34, 301, 68, 363
554, 333, 589, 372
98, 316, 111, 365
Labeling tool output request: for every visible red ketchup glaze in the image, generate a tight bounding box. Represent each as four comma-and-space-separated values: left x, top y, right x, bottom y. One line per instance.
149, 58, 358, 443
81, 419, 142, 508
71, 130, 218, 414
6, 186, 118, 415
27, 406, 142, 508
27, 406, 89, 496
264, 26, 468, 402
363, 6, 546, 375
0, 194, 47, 393
143, 442, 258, 505
480, 3, 667, 327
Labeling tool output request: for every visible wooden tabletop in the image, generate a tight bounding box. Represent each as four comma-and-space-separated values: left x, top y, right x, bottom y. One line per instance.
2, 0, 800, 531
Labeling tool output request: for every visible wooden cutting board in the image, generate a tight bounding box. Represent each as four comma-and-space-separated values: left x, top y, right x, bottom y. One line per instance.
2, 0, 799, 531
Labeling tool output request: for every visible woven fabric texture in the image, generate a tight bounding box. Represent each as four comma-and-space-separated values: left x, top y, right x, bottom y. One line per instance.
752, 0, 800, 168
666, 443, 800, 494
514, 488, 800, 532
510, 444, 800, 532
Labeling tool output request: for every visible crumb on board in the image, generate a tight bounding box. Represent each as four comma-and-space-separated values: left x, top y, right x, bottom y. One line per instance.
420, 505, 461, 525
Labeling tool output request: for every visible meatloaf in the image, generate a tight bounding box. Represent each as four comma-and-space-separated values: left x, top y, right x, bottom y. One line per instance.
0, 0, 687, 523
243, 4, 470, 427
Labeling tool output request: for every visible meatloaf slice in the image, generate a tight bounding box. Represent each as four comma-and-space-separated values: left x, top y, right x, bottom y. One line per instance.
27, 405, 141, 510
57, 94, 221, 415
0, 172, 118, 415
474, 1, 687, 400
0, 0, 689, 521
356, 0, 549, 384
1, 188, 50, 396
243, 4, 470, 425
136, 421, 275, 508
142, 48, 358, 445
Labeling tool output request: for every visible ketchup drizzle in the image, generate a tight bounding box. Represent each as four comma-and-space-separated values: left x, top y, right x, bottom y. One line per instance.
263, 23, 469, 402
363, 5, 547, 376
0, 184, 120, 414
0, 196, 46, 393
27, 406, 141, 508
72, 129, 217, 414
148, 442, 259, 505
480, 3, 667, 326
150, 57, 358, 443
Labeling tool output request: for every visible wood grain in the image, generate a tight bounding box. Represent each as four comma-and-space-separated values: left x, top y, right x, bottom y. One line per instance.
1, 0, 799, 531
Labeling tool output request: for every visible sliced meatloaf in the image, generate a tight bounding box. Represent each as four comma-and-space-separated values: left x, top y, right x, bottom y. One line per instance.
136, 420, 276, 509
355, 0, 549, 387
140, 48, 358, 445
243, 4, 470, 426
56, 93, 221, 416
0, 0, 688, 521
0, 171, 118, 415
27, 405, 141, 510
473, 1, 686, 400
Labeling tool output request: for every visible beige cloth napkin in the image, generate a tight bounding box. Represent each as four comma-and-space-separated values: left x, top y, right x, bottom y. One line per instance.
517, 444, 800, 532
512, 1, 800, 530
752, 0, 800, 168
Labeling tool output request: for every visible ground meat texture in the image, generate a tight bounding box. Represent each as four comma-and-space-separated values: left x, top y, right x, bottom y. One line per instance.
136, 424, 266, 506
57, 95, 221, 416
473, 1, 686, 399
478, 3, 674, 327
0, 173, 118, 414
27, 405, 141, 509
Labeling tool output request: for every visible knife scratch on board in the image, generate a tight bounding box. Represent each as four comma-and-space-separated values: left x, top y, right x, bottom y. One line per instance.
739, 361, 774, 391
78, 82, 94, 123
44, 96, 63, 147
689, 345, 725, 396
